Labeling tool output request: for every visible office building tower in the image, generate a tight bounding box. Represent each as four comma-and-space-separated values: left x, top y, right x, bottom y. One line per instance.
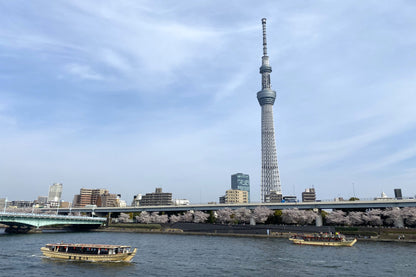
73, 188, 109, 207
48, 183, 63, 203
257, 18, 281, 202
231, 173, 250, 202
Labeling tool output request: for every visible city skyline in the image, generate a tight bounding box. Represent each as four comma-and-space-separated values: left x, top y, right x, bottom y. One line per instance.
1, 1, 416, 203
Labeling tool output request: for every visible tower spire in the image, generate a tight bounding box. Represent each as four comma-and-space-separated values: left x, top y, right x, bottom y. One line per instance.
262, 18, 268, 56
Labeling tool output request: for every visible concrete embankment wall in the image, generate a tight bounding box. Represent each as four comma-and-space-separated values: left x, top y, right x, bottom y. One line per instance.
168, 223, 335, 235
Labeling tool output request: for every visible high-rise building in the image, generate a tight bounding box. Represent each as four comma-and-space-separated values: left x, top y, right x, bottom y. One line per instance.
96, 192, 118, 207
394, 188, 402, 200
257, 18, 281, 202
73, 188, 109, 207
48, 183, 63, 203
231, 173, 250, 202
0, 198, 6, 210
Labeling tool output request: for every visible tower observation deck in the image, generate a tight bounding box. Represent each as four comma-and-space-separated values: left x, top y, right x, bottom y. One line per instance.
257, 18, 281, 202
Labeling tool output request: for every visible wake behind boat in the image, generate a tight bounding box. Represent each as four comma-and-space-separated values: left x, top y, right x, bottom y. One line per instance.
289, 232, 357, 247
41, 243, 137, 262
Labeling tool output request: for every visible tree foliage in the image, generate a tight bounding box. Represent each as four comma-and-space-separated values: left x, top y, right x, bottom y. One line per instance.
252, 207, 273, 223
282, 209, 316, 225
118, 212, 132, 223
216, 208, 233, 224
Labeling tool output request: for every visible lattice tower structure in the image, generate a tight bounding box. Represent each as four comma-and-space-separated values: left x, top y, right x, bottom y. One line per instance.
257, 18, 281, 202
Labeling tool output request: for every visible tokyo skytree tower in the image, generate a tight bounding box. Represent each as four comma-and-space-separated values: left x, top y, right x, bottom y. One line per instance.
257, 18, 281, 202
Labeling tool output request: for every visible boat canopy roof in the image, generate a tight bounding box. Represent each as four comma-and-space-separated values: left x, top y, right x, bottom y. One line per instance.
46, 243, 131, 249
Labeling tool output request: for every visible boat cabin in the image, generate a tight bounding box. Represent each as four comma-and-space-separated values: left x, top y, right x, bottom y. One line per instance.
45, 243, 132, 255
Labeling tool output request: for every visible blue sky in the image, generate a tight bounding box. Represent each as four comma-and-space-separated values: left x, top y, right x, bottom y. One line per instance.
1, 1, 415, 204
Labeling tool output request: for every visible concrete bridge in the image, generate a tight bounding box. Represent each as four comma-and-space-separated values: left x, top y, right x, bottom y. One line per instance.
0, 212, 106, 233
51, 198, 416, 215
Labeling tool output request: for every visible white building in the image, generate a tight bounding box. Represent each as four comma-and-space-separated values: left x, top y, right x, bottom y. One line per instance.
48, 183, 63, 205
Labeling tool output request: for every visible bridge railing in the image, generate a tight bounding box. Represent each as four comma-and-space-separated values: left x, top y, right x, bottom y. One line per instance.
0, 212, 105, 221
317, 197, 415, 203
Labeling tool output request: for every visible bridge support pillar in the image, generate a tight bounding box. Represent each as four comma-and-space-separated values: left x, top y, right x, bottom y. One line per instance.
395, 216, 404, 228
5, 225, 32, 234
315, 210, 323, 227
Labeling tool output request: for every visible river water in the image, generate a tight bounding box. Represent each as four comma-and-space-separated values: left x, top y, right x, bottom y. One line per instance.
0, 229, 415, 276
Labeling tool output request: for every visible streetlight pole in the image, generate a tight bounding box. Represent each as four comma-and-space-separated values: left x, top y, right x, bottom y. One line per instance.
3, 198, 7, 213
352, 182, 356, 199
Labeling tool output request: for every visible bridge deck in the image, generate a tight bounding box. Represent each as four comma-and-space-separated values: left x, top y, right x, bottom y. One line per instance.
48, 199, 416, 214
0, 212, 106, 229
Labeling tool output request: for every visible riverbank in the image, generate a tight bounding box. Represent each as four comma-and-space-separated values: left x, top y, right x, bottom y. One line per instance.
97, 223, 416, 243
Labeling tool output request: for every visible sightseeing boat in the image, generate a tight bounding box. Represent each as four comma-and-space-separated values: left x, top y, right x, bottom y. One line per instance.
289, 233, 357, 247
41, 243, 137, 262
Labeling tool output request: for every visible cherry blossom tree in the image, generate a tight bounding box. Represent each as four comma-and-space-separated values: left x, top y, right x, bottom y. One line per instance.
234, 208, 252, 224
325, 210, 348, 226
383, 208, 403, 227
180, 211, 194, 222
169, 214, 181, 223
216, 208, 233, 224
400, 207, 416, 227
281, 209, 298, 224
117, 212, 131, 223
135, 211, 152, 224
193, 211, 209, 223
281, 209, 316, 225
346, 211, 364, 226
252, 207, 273, 224
362, 209, 383, 226
151, 212, 169, 224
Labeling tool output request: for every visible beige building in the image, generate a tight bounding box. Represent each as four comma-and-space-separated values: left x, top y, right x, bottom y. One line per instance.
73, 188, 109, 207
225, 189, 248, 204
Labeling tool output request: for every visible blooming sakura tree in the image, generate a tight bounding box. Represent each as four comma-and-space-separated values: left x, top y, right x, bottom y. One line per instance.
216, 208, 233, 224
281, 209, 298, 224
169, 214, 181, 223
117, 212, 131, 223
193, 211, 209, 223
325, 210, 348, 225
151, 212, 169, 224
281, 209, 316, 225
234, 208, 252, 224
180, 211, 194, 222
383, 208, 403, 227
135, 211, 152, 224
362, 209, 383, 226
401, 207, 416, 227
346, 211, 364, 226
252, 207, 273, 223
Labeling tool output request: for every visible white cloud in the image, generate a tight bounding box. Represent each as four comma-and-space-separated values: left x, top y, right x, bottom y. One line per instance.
64, 63, 103, 80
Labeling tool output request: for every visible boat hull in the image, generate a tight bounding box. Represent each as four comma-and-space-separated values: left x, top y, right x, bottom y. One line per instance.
41, 247, 137, 262
289, 238, 357, 247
